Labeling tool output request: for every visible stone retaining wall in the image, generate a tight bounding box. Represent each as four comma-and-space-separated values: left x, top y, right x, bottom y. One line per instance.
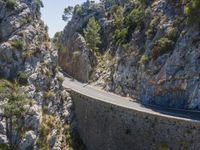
70, 91, 200, 150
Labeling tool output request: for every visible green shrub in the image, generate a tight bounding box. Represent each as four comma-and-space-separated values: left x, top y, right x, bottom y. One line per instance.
109, 5, 131, 46
22, 50, 34, 59
0, 79, 12, 90
126, 8, 144, 26
34, 0, 43, 18
17, 71, 28, 85
111, 5, 124, 28
0, 143, 9, 150
35, 0, 43, 7
0, 80, 30, 149
145, 29, 155, 39
43, 90, 54, 100
10, 40, 26, 51
37, 115, 56, 150
74, 5, 83, 16
184, 0, 200, 24
159, 143, 169, 150
52, 32, 61, 44
152, 37, 174, 60
139, 55, 149, 64
146, 16, 160, 39
139, 0, 149, 7
18, 17, 32, 25
4, 0, 16, 9
113, 28, 129, 45
166, 27, 177, 40
57, 76, 64, 82
45, 69, 53, 77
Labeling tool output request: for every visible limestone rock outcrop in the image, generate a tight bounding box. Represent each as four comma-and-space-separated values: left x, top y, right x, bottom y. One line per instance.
59, 0, 200, 110
0, 0, 75, 149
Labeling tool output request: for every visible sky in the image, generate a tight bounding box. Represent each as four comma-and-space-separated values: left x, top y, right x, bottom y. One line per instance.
41, 0, 100, 38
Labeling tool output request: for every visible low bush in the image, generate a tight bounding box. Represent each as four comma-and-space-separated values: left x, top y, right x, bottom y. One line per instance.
166, 27, 177, 40
139, 55, 149, 64
4, 0, 16, 9
0, 143, 9, 150
17, 71, 28, 85
145, 16, 160, 39
37, 114, 56, 150
57, 76, 64, 82
152, 37, 174, 60
10, 40, 26, 51
184, 0, 200, 24
22, 50, 34, 59
43, 90, 54, 100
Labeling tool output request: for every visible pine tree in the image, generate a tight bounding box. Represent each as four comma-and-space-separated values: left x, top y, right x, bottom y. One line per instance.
83, 17, 101, 52
62, 6, 73, 21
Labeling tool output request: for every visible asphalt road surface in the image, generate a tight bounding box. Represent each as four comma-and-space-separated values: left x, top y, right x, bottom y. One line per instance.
63, 77, 200, 122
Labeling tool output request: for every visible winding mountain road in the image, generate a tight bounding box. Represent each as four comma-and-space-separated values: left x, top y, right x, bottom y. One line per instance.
63, 77, 200, 122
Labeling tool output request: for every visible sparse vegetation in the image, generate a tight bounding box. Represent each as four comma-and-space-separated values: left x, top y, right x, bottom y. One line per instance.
52, 32, 61, 44
166, 27, 177, 40
152, 37, 174, 60
111, 5, 124, 28
126, 8, 144, 27
139, 55, 149, 64
22, 50, 34, 59
10, 40, 26, 51
43, 90, 54, 100
37, 114, 57, 150
0, 80, 30, 150
34, 0, 43, 18
17, 71, 28, 85
0, 143, 9, 150
4, 0, 16, 9
110, 5, 130, 46
146, 16, 160, 39
18, 17, 32, 25
184, 0, 200, 24
113, 28, 129, 45
159, 143, 169, 150
57, 76, 64, 82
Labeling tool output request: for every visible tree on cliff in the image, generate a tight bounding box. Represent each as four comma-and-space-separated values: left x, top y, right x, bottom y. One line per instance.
62, 6, 73, 21
83, 17, 101, 52
0, 80, 30, 149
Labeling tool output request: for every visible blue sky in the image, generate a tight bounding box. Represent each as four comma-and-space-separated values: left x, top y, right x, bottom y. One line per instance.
41, 0, 99, 38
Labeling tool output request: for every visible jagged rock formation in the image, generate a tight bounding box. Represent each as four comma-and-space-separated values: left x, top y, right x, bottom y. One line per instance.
58, 0, 200, 110
0, 0, 77, 149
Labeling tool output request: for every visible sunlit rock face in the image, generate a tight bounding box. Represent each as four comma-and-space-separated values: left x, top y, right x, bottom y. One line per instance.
0, 0, 75, 149
59, 0, 200, 110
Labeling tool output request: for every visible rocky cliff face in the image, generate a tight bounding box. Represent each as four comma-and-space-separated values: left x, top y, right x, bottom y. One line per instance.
0, 0, 77, 149
59, 0, 200, 110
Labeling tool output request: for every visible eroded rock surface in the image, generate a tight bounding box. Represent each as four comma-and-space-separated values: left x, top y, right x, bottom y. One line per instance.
0, 0, 76, 149
59, 0, 200, 110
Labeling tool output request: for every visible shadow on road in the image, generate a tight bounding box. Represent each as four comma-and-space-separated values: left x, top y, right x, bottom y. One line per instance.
134, 101, 200, 121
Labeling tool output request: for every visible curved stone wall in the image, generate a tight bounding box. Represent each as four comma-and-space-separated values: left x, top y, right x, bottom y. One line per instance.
70, 91, 200, 150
